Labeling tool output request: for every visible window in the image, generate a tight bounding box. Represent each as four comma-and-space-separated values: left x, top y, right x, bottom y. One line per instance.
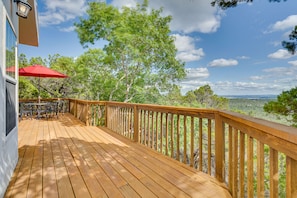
6, 80, 16, 136
5, 19, 17, 136
6, 19, 16, 79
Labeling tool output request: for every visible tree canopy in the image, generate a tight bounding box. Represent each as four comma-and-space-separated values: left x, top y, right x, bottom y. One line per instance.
264, 87, 297, 127
211, 0, 287, 9
74, 0, 185, 102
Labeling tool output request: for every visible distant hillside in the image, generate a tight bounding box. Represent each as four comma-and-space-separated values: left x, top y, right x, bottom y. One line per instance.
227, 96, 291, 126
222, 95, 277, 100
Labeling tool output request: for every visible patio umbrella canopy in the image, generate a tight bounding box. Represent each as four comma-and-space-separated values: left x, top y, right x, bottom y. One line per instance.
19, 64, 68, 102
19, 64, 68, 78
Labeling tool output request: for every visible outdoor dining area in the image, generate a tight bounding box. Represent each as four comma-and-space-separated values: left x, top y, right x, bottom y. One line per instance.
15, 64, 68, 120
19, 100, 65, 120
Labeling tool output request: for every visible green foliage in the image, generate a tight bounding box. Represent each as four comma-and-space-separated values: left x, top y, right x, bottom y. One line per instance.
187, 85, 229, 109
264, 87, 297, 127
282, 25, 297, 54
18, 54, 71, 99
19, 77, 39, 99
211, 0, 287, 9
75, 1, 185, 102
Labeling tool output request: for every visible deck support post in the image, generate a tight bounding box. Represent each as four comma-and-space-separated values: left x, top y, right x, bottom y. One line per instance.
133, 105, 139, 142
215, 112, 224, 182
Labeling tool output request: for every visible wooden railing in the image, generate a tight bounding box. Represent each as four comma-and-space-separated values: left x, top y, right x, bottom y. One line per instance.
66, 99, 297, 197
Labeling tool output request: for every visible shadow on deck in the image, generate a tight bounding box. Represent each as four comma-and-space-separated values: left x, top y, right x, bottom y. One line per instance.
5, 113, 231, 197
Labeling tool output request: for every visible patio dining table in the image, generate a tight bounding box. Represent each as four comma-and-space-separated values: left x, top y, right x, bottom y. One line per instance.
25, 102, 58, 119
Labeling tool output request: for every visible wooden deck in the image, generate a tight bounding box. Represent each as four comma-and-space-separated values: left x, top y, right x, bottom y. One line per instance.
4, 113, 231, 198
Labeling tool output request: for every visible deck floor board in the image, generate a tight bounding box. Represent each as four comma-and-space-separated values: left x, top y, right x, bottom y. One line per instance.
5, 114, 231, 198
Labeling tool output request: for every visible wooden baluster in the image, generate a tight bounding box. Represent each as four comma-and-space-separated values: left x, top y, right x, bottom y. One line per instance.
199, 118, 203, 172
160, 112, 163, 154
177, 114, 180, 161
155, 112, 159, 151
286, 157, 297, 198
270, 148, 278, 198
170, 114, 174, 158
151, 111, 155, 149
215, 113, 224, 182
247, 135, 254, 198
183, 115, 187, 163
190, 116, 194, 167
147, 111, 150, 147
133, 106, 139, 142
257, 141, 265, 198
232, 128, 238, 198
140, 110, 144, 144
86, 103, 89, 126
228, 126, 233, 195
239, 132, 245, 197
166, 113, 169, 156
208, 119, 212, 175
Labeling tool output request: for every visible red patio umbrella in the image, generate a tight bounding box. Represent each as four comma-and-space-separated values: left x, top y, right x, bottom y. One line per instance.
19, 64, 68, 78
19, 64, 68, 102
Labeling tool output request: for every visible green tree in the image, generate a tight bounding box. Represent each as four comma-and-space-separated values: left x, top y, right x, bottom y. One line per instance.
75, 0, 186, 102
73, 48, 116, 100
263, 87, 297, 127
211, 0, 287, 9
282, 25, 297, 54
46, 54, 75, 98
185, 85, 228, 109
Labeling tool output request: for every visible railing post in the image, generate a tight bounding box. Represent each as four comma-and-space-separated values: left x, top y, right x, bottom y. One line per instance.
86, 103, 90, 126
74, 100, 77, 118
215, 112, 224, 182
133, 105, 139, 142
105, 102, 108, 128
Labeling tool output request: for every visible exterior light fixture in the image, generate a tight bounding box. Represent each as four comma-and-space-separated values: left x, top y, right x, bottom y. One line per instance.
14, 0, 32, 18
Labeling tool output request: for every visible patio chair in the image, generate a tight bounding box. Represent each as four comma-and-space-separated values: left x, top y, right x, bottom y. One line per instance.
58, 100, 66, 116
20, 103, 33, 120
36, 103, 52, 119
46, 102, 59, 118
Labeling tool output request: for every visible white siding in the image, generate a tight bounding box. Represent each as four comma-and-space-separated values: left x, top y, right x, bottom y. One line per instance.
0, 1, 19, 197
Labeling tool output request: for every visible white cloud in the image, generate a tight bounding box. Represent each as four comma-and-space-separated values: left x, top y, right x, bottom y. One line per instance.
59, 26, 76, 32
114, 0, 223, 34
263, 66, 297, 76
250, 75, 264, 81
39, 0, 87, 27
211, 81, 286, 95
271, 15, 297, 31
110, 0, 136, 8
148, 1, 223, 33
288, 60, 297, 66
173, 34, 204, 62
185, 68, 209, 80
208, 58, 238, 67
267, 49, 294, 59
236, 56, 250, 60
179, 67, 210, 93
39, 0, 224, 35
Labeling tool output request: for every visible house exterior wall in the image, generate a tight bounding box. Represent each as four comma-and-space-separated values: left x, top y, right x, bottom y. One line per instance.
0, 1, 19, 197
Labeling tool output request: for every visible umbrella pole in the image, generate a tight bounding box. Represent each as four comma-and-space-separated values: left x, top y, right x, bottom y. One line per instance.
38, 77, 40, 103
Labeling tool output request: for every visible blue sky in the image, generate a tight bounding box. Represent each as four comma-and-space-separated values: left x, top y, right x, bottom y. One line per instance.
19, 0, 297, 95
